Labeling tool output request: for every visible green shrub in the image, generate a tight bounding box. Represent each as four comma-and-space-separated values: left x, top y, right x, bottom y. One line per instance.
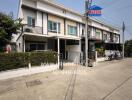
0, 51, 57, 71
96, 48, 105, 57
29, 51, 57, 66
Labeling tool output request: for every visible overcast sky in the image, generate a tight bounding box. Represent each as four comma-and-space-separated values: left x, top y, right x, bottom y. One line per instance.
0, 0, 132, 40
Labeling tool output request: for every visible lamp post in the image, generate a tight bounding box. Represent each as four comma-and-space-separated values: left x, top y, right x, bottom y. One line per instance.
85, 0, 92, 67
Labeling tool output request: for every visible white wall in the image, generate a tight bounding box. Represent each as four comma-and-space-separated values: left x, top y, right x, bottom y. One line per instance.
22, 0, 36, 8
37, 1, 82, 23
22, 8, 37, 25
16, 35, 23, 52
21, 0, 120, 37
43, 13, 48, 35
66, 45, 81, 63
36, 11, 42, 27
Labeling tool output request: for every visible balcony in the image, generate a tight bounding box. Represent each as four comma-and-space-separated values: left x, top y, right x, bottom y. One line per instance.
23, 25, 43, 34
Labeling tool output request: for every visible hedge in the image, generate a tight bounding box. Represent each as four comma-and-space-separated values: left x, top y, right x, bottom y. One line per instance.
0, 51, 57, 71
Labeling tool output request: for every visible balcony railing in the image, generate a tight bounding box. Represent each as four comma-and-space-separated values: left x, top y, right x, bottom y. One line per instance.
23, 25, 43, 34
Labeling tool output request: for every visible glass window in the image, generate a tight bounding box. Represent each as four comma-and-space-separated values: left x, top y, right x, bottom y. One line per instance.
30, 44, 37, 51
27, 16, 35, 27
48, 21, 60, 33
96, 32, 100, 39
115, 35, 119, 43
29, 43, 45, 51
37, 44, 45, 50
68, 25, 77, 36
103, 34, 107, 41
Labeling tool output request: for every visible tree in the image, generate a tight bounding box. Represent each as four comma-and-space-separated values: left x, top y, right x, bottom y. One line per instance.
125, 39, 132, 57
0, 12, 21, 52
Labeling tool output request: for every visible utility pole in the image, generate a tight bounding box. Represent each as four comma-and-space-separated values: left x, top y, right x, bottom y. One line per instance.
122, 22, 125, 59
85, 0, 92, 67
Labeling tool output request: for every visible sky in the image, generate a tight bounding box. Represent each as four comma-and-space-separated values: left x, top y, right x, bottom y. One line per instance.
0, 0, 132, 40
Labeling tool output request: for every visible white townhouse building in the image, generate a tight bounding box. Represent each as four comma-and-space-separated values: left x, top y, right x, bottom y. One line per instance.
15, 0, 121, 63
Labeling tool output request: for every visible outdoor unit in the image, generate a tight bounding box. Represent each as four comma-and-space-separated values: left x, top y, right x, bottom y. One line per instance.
24, 27, 33, 33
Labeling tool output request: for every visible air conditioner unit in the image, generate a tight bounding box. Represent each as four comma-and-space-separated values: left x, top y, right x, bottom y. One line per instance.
24, 28, 33, 33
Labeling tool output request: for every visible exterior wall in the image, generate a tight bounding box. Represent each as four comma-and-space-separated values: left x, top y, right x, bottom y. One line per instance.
65, 19, 79, 37
36, 11, 48, 35
18, 0, 23, 18
22, 0, 36, 8
16, 35, 23, 52
36, 11, 42, 27
37, 0, 82, 22
90, 20, 119, 34
22, 8, 37, 25
43, 13, 48, 35
66, 45, 81, 63
20, 0, 120, 41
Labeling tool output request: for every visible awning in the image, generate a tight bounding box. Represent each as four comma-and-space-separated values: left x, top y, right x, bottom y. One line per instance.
24, 33, 81, 40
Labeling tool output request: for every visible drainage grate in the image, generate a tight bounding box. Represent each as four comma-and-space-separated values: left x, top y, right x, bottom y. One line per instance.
26, 80, 42, 88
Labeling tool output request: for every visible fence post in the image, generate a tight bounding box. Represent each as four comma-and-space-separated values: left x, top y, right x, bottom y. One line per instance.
95, 51, 98, 62
28, 53, 31, 69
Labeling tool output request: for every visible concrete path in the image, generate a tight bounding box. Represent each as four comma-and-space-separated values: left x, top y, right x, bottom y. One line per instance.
0, 58, 132, 100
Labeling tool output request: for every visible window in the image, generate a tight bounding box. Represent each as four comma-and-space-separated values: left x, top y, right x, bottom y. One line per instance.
29, 43, 45, 51
27, 16, 35, 27
103, 34, 107, 41
114, 35, 119, 43
96, 32, 101, 39
68, 25, 77, 36
48, 21, 60, 33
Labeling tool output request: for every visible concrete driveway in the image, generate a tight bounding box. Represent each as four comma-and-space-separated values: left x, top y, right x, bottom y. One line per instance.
0, 58, 132, 100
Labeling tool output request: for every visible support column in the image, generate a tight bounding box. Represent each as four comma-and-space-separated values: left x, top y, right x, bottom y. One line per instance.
65, 40, 67, 59
79, 39, 82, 64
79, 39, 82, 52
23, 36, 25, 52
58, 38, 60, 68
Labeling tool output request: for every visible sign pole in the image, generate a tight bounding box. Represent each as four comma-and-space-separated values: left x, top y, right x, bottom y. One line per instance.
85, 0, 88, 67
85, 0, 92, 67
122, 22, 125, 59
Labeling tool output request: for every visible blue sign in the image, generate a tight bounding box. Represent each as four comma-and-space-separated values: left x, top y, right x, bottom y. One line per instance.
87, 5, 102, 16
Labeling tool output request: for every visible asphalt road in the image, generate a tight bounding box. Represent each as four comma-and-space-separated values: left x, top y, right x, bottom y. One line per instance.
0, 58, 132, 100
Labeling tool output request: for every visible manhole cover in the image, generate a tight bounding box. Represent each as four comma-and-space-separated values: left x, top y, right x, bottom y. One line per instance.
26, 80, 42, 88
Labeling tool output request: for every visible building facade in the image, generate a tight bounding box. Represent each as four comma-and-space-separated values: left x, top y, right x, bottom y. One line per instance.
15, 0, 121, 63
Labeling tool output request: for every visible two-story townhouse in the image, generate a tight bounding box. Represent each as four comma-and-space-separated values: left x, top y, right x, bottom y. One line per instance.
17, 0, 83, 63
80, 18, 121, 59
16, 0, 121, 63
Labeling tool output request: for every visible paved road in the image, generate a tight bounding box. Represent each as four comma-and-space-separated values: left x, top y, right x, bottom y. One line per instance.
0, 58, 132, 100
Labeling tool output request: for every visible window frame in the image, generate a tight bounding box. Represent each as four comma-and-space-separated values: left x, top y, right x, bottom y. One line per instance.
48, 20, 60, 33
95, 31, 101, 39
27, 16, 35, 27
68, 25, 77, 36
